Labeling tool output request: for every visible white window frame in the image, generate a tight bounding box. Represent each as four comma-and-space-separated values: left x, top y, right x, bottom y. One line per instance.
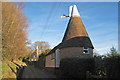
83, 47, 89, 54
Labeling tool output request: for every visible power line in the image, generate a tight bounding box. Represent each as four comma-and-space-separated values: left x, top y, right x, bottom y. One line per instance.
43, 2, 62, 38
39, 2, 57, 40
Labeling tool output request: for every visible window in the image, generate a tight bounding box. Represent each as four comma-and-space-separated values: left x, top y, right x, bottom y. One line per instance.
83, 47, 89, 54
51, 53, 55, 60
33, 55, 36, 58
34, 59, 36, 61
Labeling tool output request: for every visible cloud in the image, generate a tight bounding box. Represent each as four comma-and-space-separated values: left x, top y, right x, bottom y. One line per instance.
94, 40, 118, 55
97, 47, 110, 52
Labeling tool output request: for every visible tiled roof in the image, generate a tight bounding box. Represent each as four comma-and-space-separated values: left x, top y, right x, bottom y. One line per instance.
62, 17, 89, 42
46, 36, 94, 56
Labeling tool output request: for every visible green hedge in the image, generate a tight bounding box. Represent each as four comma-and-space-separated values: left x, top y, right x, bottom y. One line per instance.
59, 57, 95, 78
37, 53, 45, 69
104, 56, 120, 79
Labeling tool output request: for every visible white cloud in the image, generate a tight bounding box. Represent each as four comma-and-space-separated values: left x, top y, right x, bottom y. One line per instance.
94, 40, 118, 55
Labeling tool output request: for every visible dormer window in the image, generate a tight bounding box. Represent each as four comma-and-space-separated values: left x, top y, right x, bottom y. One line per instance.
83, 47, 89, 54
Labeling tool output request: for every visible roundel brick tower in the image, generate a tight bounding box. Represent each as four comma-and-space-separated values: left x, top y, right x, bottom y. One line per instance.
59, 5, 94, 59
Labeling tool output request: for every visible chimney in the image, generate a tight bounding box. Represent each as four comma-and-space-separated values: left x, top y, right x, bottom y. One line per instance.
36, 46, 38, 57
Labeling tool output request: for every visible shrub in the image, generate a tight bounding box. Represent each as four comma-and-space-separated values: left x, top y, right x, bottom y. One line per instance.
104, 55, 120, 79
18, 57, 24, 61
59, 57, 95, 78
37, 53, 45, 69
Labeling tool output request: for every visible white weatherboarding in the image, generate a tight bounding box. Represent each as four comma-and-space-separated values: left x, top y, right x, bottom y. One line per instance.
55, 49, 60, 67
61, 5, 80, 18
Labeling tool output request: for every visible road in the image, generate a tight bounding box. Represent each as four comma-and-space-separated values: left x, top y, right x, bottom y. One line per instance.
21, 63, 56, 78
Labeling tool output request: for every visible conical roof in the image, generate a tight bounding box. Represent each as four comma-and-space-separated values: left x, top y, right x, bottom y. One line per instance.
61, 5, 94, 49
62, 17, 89, 42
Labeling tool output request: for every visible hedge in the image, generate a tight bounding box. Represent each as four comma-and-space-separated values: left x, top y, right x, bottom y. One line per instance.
59, 57, 95, 78
104, 56, 120, 79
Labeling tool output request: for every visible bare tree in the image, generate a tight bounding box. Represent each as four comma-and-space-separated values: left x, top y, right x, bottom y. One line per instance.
31, 41, 50, 53
2, 2, 28, 60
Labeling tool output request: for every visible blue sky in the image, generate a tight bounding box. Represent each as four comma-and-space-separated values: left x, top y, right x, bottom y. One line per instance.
24, 2, 118, 55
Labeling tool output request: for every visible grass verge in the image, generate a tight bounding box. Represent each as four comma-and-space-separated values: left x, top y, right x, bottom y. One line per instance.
2, 59, 23, 78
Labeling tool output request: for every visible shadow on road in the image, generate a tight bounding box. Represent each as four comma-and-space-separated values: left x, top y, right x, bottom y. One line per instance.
7, 64, 16, 75
7, 61, 25, 80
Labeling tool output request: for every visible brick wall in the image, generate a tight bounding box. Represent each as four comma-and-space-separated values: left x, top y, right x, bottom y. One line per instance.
45, 53, 55, 67
60, 47, 93, 59
45, 47, 93, 68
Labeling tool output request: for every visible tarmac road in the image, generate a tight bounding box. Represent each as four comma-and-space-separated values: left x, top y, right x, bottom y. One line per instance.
21, 62, 56, 79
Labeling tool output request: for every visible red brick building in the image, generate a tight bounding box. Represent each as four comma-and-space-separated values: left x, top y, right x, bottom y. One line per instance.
29, 46, 39, 61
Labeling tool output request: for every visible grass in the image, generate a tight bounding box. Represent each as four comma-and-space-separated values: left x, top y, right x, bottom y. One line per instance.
2, 61, 15, 78
0, 61, 2, 79
2, 59, 23, 78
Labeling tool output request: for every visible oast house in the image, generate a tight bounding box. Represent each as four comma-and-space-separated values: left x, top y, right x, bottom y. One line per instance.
45, 5, 94, 68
